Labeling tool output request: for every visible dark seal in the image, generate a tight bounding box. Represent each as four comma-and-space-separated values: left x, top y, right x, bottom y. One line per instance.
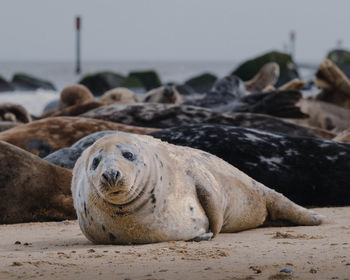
80, 103, 333, 139
150, 124, 350, 206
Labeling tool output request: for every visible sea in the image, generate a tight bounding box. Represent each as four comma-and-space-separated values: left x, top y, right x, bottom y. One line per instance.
0, 60, 318, 116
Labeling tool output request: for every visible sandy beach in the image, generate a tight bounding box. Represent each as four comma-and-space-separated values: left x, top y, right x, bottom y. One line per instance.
0, 207, 349, 280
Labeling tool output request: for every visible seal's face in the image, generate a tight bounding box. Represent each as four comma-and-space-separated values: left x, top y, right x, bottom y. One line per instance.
86, 135, 145, 205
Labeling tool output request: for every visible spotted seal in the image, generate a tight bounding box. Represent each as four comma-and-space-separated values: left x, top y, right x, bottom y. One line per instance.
72, 133, 324, 244
80, 103, 333, 139
0, 117, 158, 157
150, 124, 350, 206
0, 141, 75, 223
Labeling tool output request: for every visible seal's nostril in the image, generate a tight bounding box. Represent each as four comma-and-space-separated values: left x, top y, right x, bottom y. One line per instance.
102, 172, 109, 182
115, 170, 120, 180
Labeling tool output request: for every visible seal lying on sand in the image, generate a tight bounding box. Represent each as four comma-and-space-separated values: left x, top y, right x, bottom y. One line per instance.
72, 133, 324, 244
0, 117, 158, 157
0, 141, 75, 224
80, 103, 333, 139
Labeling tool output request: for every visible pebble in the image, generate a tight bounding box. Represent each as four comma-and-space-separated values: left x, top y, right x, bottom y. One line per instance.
310, 268, 317, 273
280, 268, 293, 274
14, 241, 21, 245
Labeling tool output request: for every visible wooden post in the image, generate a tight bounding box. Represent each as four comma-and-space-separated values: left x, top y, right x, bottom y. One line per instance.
75, 16, 81, 74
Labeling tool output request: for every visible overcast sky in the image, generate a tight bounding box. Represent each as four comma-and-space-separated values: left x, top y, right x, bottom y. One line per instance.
0, 0, 349, 63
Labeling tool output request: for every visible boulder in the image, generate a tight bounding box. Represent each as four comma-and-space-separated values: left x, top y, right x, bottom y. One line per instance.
232, 51, 299, 87
128, 70, 162, 91
11, 73, 56, 91
327, 49, 350, 77
79, 71, 125, 96
184, 72, 217, 93
0, 76, 13, 92
121, 76, 145, 92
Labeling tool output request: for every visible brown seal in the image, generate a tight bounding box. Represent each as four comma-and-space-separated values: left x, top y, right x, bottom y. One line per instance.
0, 103, 32, 123
59, 84, 94, 110
0, 117, 159, 157
0, 141, 75, 223
72, 133, 324, 245
39, 85, 100, 119
100, 88, 139, 105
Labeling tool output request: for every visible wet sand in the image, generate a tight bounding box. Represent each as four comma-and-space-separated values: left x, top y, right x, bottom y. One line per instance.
1, 207, 350, 280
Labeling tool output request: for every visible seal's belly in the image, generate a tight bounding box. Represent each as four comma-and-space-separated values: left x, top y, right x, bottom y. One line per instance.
79, 191, 209, 245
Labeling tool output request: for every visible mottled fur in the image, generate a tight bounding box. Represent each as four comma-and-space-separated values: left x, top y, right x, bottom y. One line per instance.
0, 117, 158, 157
80, 103, 333, 139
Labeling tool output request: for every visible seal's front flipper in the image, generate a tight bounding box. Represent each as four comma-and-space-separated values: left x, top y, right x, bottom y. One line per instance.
187, 232, 213, 242
195, 183, 223, 236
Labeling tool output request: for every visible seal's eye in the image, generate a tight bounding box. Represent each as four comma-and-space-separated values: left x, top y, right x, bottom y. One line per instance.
91, 156, 101, 170
122, 151, 135, 161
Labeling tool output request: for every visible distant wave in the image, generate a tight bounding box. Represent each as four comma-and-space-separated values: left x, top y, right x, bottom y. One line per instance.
0, 90, 58, 116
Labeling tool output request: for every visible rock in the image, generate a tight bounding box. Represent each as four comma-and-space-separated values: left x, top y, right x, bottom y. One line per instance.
232, 51, 299, 87
79, 71, 125, 96
121, 76, 145, 92
128, 70, 162, 91
0, 76, 14, 92
184, 72, 218, 93
43, 99, 59, 113
327, 49, 350, 77
280, 268, 293, 274
11, 73, 56, 91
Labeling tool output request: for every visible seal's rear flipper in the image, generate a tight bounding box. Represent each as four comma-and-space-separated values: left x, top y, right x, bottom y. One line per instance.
264, 187, 325, 226
187, 232, 213, 242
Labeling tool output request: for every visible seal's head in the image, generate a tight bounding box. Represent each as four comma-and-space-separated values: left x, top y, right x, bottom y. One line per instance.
84, 133, 152, 205
100, 88, 138, 105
